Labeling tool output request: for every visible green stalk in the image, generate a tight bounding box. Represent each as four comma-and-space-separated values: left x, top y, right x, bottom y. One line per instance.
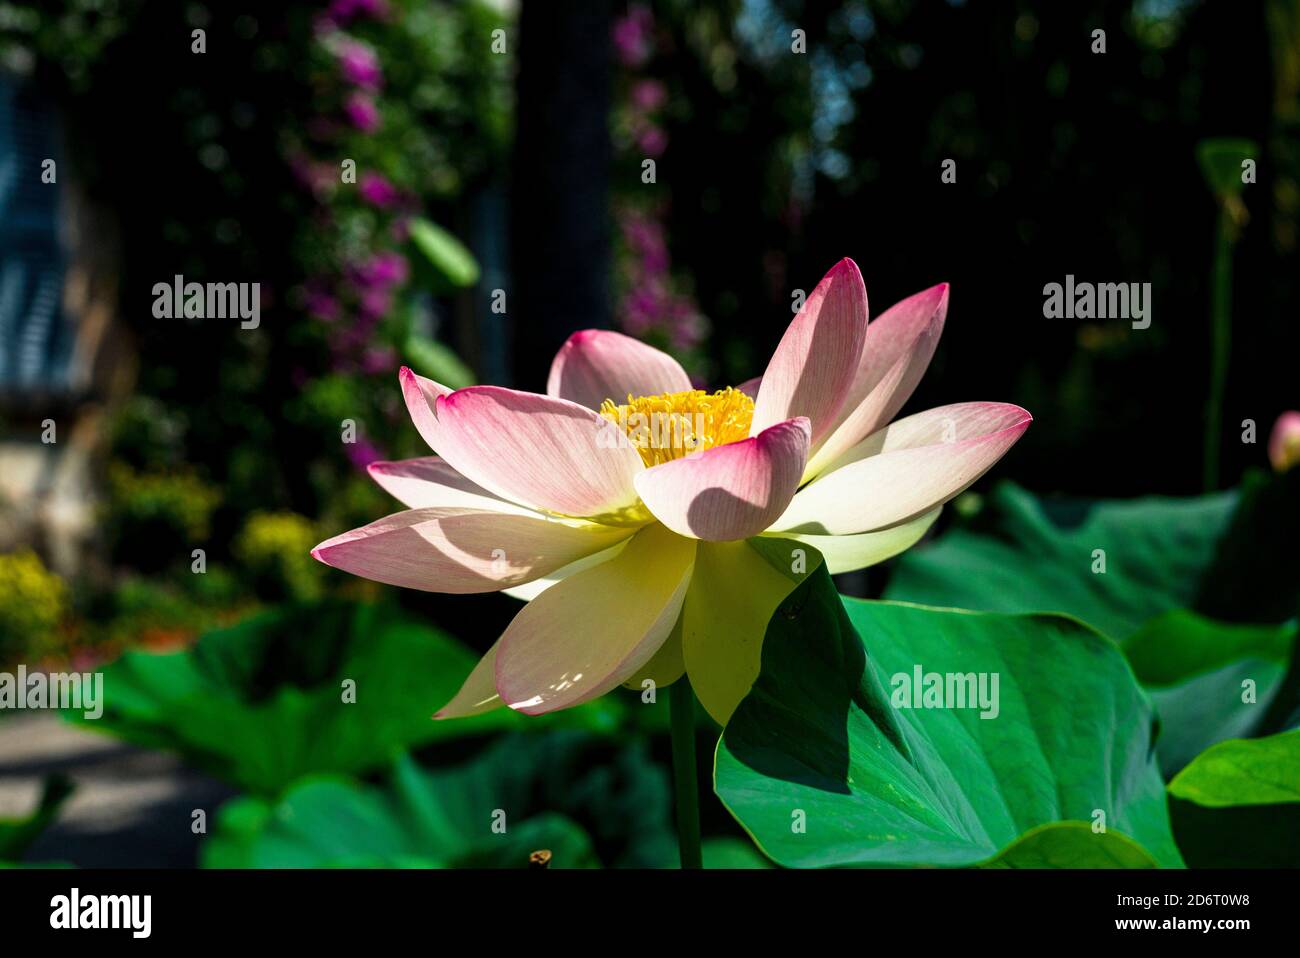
1203, 203, 1233, 492
669, 680, 703, 869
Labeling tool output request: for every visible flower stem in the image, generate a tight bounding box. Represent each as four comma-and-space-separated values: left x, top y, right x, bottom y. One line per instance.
669, 680, 703, 869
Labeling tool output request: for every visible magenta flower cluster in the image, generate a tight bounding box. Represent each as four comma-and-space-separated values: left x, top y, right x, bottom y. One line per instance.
338, 39, 384, 91
314, 249, 408, 374
325, 0, 391, 26
359, 170, 399, 208
610, 5, 707, 358
612, 4, 654, 68
286, 9, 422, 472
617, 207, 706, 352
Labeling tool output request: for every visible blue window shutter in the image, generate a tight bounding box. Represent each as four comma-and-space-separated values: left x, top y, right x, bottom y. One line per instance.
0, 73, 72, 395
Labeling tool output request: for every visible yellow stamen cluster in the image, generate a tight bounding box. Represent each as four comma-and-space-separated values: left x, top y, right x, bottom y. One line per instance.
600, 387, 755, 468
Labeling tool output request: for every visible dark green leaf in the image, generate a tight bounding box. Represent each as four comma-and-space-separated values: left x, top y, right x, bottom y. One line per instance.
1195, 469, 1300, 625
203, 733, 676, 868
701, 837, 774, 869
885, 479, 1300, 777
74, 601, 621, 795
982, 823, 1160, 868
1169, 730, 1300, 806
715, 566, 1181, 868
408, 218, 479, 289
0, 775, 73, 862
885, 482, 1237, 640
1122, 612, 1295, 775
1167, 731, 1300, 867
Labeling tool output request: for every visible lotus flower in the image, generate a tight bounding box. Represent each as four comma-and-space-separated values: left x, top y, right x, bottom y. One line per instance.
311, 259, 1031, 723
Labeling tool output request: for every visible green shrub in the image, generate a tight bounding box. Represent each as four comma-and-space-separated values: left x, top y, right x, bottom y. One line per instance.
104, 463, 221, 572
0, 550, 67, 665
232, 511, 324, 601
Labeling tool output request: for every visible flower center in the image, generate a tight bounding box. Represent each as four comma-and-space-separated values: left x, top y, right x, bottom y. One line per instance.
600, 387, 755, 467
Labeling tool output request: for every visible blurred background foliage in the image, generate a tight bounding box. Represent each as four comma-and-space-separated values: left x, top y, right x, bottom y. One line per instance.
0, 0, 1297, 867
1, 0, 1293, 667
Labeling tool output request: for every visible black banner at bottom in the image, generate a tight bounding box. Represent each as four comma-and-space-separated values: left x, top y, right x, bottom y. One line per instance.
0, 867, 1284, 943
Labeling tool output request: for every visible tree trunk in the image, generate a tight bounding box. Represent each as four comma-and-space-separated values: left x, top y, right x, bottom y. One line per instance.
510, 0, 613, 390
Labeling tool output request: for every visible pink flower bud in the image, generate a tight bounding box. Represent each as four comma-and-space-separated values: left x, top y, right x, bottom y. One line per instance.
1269, 410, 1300, 473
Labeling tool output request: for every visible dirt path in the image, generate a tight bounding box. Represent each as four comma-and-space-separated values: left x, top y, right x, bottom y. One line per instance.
0, 713, 237, 867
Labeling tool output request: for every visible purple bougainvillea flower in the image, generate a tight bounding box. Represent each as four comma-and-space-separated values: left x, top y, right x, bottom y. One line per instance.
345, 436, 385, 470
357, 286, 392, 319
355, 250, 408, 288
361, 346, 398, 376
1269, 411, 1300, 473
612, 5, 654, 67
337, 39, 384, 90
328, 0, 390, 24
630, 79, 668, 113
311, 259, 1031, 724
359, 171, 399, 208
305, 289, 341, 322
636, 124, 668, 157
343, 92, 381, 133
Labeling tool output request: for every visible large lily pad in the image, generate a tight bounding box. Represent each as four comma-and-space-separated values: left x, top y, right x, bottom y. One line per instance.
884, 479, 1300, 776
1122, 612, 1296, 775
884, 482, 1237, 639
714, 565, 1181, 868
74, 600, 619, 795
202, 732, 676, 869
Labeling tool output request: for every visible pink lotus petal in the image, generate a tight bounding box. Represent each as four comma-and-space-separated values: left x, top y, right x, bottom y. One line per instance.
633, 417, 811, 541
367, 456, 524, 512
761, 508, 940, 574
502, 539, 630, 602
735, 375, 762, 400
399, 366, 452, 453
547, 328, 692, 409
751, 258, 868, 446
620, 616, 686, 689
772, 402, 1032, 535
311, 506, 632, 594
433, 385, 646, 518
495, 523, 696, 714
435, 641, 502, 719
808, 283, 948, 476
804, 350, 911, 480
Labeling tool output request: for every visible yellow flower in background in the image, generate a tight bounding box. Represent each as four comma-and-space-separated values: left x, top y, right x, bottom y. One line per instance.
0, 549, 67, 662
